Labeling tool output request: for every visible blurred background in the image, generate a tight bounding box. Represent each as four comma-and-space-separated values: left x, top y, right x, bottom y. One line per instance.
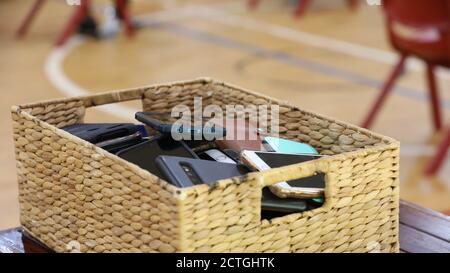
1, 0, 449, 229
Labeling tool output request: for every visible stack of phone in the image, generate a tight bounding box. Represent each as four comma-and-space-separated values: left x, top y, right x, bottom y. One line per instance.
63, 113, 326, 219
152, 149, 324, 217
62, 123, 148, 153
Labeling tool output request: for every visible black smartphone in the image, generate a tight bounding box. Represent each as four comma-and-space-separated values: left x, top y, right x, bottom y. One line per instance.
156, 155, 311, 215
261, 188, 310, 213
135, 112, 226, 140
261, 194, 321, 220
155, 156, 248, 187
62, 123, 147, 144
116, 136, 198, 179
96, 132, 146, 154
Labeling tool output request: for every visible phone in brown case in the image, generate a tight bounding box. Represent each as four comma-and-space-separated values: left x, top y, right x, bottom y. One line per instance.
211, 118, 266, 152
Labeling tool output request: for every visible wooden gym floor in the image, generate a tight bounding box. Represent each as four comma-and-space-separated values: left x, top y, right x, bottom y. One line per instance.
0, 0, 449, 229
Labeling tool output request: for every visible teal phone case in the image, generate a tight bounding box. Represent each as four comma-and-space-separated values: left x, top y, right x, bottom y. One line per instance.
264, 137, 318, 155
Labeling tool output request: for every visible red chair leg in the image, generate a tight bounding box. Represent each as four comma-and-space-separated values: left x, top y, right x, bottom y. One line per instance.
424, 126, 450, 176
426, 64, 442, 131
15, 0, 46, 38
294, 0, 312, 18
248, 0, 261, 9
361, 55, 407, 128
116, 0, 134, 37
54, 0, 89, 47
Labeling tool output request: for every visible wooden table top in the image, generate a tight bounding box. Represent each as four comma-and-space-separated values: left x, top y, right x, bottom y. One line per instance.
1, 200, 449, 253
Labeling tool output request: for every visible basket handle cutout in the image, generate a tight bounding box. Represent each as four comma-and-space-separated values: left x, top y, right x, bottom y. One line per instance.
257, 158, 334, 219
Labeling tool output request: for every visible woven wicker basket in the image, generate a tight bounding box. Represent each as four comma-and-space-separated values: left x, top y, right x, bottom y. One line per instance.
11, 78, 400, 253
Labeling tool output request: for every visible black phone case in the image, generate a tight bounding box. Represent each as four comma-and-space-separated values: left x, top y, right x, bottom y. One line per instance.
155, 156, 248, 187
116, 137, 198, 179
135, 112, 227, 140
135, 112, 172, 133
104, 137, 147, 154
261, 188, 307, 213
155, 156, 311, 214
62, 123, 142, 144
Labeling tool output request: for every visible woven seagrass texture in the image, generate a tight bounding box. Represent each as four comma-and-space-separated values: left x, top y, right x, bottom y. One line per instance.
12, 78, 400, 253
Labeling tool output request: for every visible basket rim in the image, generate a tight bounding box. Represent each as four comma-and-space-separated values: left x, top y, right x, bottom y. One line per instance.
11, 77, 399, 145
12, 107, 182, 194
181, 140, 399, 195
210, 78, 399, 145
12, 78, 210, 110
11, 77, 400, 197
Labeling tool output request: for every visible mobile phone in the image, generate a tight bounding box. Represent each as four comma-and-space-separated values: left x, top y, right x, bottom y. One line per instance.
155, 156, 249, 187
135, 112, 226, 140
62, 123, 147, 144
261, 188, 308, 214
241, 151, 325, 199
96, 132, 145, 154
261, 195, 322, 219
213, 118, 265, 152
222, 149, 241, 163
116, 136, 198, 179
155, 156, 310, 213
263, 137, 318, 155
198, 149, 236, 164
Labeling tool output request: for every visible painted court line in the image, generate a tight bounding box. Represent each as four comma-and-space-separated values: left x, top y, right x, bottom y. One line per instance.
146, 21, 450, 108
45, 36, 137, 121
192, 6, 450, 81
44, 8, 191, 121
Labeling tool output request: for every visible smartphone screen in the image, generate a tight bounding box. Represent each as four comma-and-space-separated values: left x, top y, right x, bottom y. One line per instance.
253, 152, 325, 189
263, 137, 318, 155
117, 136, 197, 179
